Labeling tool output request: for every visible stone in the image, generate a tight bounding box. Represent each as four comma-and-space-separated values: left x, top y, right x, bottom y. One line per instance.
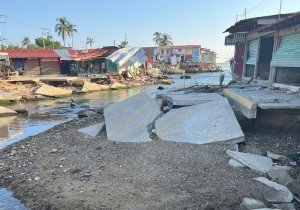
267, 151, 288, 161
81, 82, 109, 92
104, 93, 161, 142
35, 84, 73, 97
77, 123, 104, 137
0, 106, 17, 116
228, 159, 246, 168
267, 166, 294, 186
272, 203, 296, 210
155, 98, 244, 145
227, 151, 273, 173
287, 174, 300, 199
34, 176, 41, 181
48, 149, 58, 154
240, 198, 266, 210
254, 177, 293, 203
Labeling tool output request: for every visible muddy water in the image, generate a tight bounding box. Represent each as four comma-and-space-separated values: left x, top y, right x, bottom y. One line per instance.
0, 63, 232, 209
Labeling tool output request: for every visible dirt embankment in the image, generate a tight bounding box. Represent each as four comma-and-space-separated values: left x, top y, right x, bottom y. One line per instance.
0, 111, 299, 210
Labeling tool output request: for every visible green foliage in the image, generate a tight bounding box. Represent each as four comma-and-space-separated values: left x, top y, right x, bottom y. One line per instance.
7, 44, 20, 49
55, 17, 77, 47
35, 36, 61, 49
118, 39, 128, 48
86, 37, 94, 49
22, 37, 31, 48
153, 32, 173, 46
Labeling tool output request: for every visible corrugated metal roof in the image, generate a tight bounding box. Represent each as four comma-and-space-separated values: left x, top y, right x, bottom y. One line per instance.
1, 49, 60, 59
259, 12, 300, 32
69, 48, 116, 61
54, 49, 73, 61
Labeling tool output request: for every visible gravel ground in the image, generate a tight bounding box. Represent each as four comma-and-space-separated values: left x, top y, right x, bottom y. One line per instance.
0, 111, 299, 210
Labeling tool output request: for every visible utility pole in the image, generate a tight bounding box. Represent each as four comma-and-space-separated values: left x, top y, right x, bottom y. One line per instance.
279, 0, 283, 20
244, 8, 247, 19
0, 15, 6, 48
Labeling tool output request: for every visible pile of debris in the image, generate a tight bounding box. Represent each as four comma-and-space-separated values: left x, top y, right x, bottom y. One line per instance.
180, 62, 223, 73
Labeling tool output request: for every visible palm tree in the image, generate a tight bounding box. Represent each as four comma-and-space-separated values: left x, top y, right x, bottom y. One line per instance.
22, 37, 30, 48
159, 33, 173, 46
68, 23, 77, 49
153, 32, 162, 46
55, 17, 70, 47
118, 39, 128, 48
86, 37, 94, 49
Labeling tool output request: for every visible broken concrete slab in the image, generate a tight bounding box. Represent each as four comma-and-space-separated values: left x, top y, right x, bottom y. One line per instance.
104, 93, 161, 142
254, 177, 293, 203
0, 106, 17, 117
35, 84, 73, 98
240, 198, 266, 210
267, 151, 288, 161
287, 174, 300, 197
227, 151, 273, 173
77, 123, 104, 137
272, 203, 296, 210
267, 166, 295, 186
228, 159, 246, 168
155, 98, 244, 145
81, 82, 110, 92
156, 92, 223, 106
0, 90, 22, 102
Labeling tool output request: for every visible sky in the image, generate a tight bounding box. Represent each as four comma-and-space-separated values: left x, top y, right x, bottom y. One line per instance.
0, 0, 299, 62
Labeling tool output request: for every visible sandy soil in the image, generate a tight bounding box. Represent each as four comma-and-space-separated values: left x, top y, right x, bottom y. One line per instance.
0, 111, 299, 210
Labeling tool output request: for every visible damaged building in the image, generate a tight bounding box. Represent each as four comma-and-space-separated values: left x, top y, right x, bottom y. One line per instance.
225, 12, 300, 90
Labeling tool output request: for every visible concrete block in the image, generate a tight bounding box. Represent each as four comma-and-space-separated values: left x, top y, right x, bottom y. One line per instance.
287, 174, 300, 199
81, 82, 109, 92
267, 166, 294, 186
104, 93, 161, 142
228, 159, 246, 168
272, 203, 296, 210
227, 151, 273, 173
0, 90, 22, 102
254, 177, 293, 203
240, 198, 266, 210
35, 84, 73, 98
0, 106, 17, 117
266, 151, 288, 161
77, 123, 104, 137
155, 98, 244, 145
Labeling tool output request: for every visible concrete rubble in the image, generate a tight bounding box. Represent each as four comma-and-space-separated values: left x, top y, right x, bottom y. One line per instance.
77, 123, 105, 137
35, 84, 73, 98
104, 93, 161, 142
226, 150, 273, 173
254, 177, 293, 203
240, 198, 266, 210
272, 203, 296, 210
287, 174, 300, 200
155, 98, 244, 145
0, 106, 17, 116
267, 151, 288, 161
267, 166, 295, 186
81, 82, 109, 92
228, 159, 246, 168
0, 90, 22, 102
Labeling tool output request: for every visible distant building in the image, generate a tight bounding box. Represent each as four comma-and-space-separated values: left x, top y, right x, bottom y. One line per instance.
151, 45, 217, 65
224, 12, 300, 89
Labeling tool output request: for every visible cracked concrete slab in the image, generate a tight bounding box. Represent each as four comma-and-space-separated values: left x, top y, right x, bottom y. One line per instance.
104, 93, 161, 142
77, 123, 104, 137
155, 98, 244, 145
227, 150, 273, 173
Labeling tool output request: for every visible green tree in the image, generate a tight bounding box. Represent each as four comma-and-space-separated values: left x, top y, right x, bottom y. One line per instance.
153, 32, 162, 46
7, 44, 20, 49
118, 39, 128, 48
86, 37, 94, 49
55, 17, 70, 47
22, 37, 31, 48
153, 32, 173, 46
35, 36, 61, 49
68, 23, 77, 49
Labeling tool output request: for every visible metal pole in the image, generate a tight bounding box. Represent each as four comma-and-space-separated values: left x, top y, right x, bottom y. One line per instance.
279, 0, 283, 20
244, 8, 247, 19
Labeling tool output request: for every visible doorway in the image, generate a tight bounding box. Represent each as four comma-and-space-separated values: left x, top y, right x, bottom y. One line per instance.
257, 35, 274, 80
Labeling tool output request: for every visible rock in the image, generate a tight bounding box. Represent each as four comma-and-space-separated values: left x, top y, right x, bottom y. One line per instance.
272, 203, 296, 210
228, 159, 246, 168
227, 151, 273, 173
0, 106, 17, 116
240, 198, 266, 210
267, 151, 288, 161
160, 78, 172, 85
267, 166, 294, 186
77, 123, 105, 137
35, 84, 73, 98
287, 174, 300, 198
254, 177, 293, 203
34, 176, 41, 181
48, 149, 58, 154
